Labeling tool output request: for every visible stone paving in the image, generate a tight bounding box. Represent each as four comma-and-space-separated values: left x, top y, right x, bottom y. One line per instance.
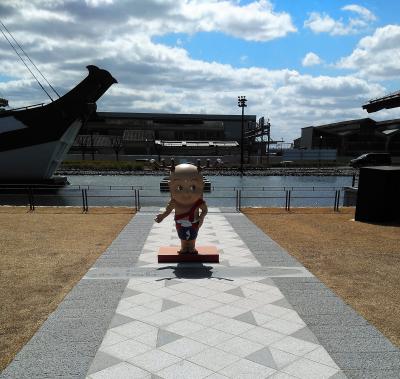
2, 208, 400, 379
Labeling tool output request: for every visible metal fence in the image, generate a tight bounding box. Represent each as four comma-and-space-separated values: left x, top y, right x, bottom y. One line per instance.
0, 184, 346, 212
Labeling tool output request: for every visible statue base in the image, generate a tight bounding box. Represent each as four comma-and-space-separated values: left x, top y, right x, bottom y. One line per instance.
158, 246, 219, 263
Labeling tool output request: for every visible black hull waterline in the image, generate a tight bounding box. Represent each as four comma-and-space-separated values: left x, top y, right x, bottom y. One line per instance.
0, 65, 117, 180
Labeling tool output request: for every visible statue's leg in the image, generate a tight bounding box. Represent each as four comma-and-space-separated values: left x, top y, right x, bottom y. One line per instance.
188, 239, 198, 254
178, 240, 189, 254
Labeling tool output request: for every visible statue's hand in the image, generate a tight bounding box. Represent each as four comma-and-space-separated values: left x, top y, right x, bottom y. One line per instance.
155, 214, 164, 223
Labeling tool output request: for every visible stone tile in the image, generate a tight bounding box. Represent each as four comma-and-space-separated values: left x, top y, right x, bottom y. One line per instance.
208, 292, 242, 304
188, 327, 234, 346
157, 359, 213, 379
219, 358, 276, 378
117, 305, 158, 320
282, 357, 341, 379
111, 320, 157, 339
188, 298, 222, 311
268, 372, 299, 379
135, 329, 159, 348
160, 337, 208, 358
189, 347, 241, 371
90, 362, 151, 379
100, 330, 129, 347
224, 287, 246, 298
255, 304, 292, 318
270, 336, 320, 357
127, 349, 181, 372
240, 326, 286, 346
145, 311, 181, 326
252, 311, 275, 326
246, 347, 299, 370
156, 329, 183, 347
87, 351, 122, 375
213, 318, 256, 335
212, 304, 249, 318
291, 327, 320, 345
165, 320, 205, 336
161, 299, 182, 311
189, 311, 229, 326
234, 311, 258, 326
125, 293, 160, 306
304, 346, 340, 369
216, 336, 264, 357
100, 339, 152, 360
263, 319, 305, 335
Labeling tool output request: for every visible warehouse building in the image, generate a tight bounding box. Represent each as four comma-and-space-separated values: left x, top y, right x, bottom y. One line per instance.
296, 117, 400, 156
70, 112, 259, 158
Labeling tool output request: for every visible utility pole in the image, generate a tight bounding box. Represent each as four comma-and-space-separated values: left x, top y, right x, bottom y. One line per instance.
238, 96, 247, 175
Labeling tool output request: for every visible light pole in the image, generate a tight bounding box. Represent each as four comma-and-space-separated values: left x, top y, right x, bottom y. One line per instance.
238, 95, 247, 174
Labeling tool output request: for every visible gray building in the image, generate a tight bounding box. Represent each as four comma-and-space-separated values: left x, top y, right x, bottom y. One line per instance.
71, 112, 257, 157
297, 117, 400, 156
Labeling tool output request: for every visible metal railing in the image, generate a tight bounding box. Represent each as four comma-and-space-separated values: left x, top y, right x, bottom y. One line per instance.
0, 185, 345, 212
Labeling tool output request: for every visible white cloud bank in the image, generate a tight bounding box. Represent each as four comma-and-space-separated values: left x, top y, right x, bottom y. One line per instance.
304, 4, 376, 35
302, 52, 323, 67
337, 24, 400, 80
0, 1, 396, 141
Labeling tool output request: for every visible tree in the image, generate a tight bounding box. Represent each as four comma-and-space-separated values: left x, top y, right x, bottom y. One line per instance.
109, 135, 123, 161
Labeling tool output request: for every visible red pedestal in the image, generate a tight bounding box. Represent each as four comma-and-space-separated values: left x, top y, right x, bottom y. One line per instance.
158, 246, 219, 263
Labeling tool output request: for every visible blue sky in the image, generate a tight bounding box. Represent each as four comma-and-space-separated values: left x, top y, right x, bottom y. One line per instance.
1, 0, 400, 142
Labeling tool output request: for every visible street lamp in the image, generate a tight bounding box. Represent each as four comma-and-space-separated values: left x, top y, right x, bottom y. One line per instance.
238, 95, 247, 174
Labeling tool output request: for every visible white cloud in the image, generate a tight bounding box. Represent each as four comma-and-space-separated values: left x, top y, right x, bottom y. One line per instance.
302, 52, 323, 67
342, 4, 376, 22
336, 24, 400, 79
0, 0, 396, 142
304, 4, 376, 35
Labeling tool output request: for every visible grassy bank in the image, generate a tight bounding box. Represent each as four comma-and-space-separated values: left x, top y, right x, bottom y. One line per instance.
0, 207, 134, 371
243, 207, 400, 348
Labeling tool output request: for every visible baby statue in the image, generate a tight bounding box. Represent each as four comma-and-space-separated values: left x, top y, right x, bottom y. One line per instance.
155, 162, 208, 254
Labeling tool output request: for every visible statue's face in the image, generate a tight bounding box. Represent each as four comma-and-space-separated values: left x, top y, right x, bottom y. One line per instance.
169, 164, 204, 205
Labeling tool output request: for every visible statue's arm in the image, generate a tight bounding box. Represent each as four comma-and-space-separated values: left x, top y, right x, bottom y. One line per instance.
155, 199, 175, 223
198, 201, 208, 228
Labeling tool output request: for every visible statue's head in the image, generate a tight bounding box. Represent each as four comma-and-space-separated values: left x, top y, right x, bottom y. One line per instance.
169, 163, 204, 205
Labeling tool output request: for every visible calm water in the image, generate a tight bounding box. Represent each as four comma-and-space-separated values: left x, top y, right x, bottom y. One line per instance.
0, 175, 353, 208
63, 175, 352, 208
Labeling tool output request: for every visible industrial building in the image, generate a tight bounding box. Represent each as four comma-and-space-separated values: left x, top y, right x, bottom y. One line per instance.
295, 117, 400, 156
70, 111, 267, 159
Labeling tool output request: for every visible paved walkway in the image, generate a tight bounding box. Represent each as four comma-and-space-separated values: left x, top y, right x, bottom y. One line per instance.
2, 208, 400, 379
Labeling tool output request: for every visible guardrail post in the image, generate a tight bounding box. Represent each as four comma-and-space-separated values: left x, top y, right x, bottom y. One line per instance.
28, 187, 35, 211
82, 189, 87, 212
288, 190, 291, 211
235, 190, 238, 211
85, 189, 89, 212
336, 190, 340, 211
238, 190, 242, 211
137, 189, 141, 211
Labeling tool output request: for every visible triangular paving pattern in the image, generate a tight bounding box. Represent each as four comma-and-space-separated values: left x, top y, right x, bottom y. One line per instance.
109, 314, 135, 328
225, 286, 246, 297
121, 288, 141, 298
291, 326, 320, 344
156, 329, 182, 347
271, 298, 293, 310
234, 311, 258, 325
87, 351, 122, 375
164, 279, 182, 287
246, 347, 298, 370
161, 299, 182, 311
